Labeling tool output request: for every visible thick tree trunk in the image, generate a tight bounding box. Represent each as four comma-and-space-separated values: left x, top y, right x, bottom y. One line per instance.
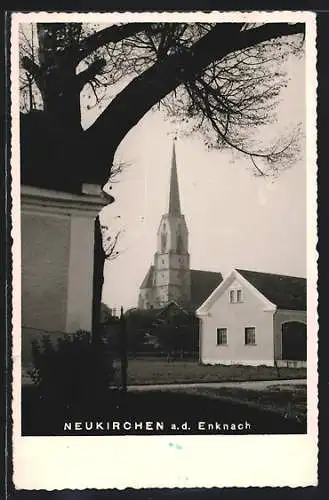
34, 25, 115, 185
41, 77, 82, 134
37, 24, 82, 135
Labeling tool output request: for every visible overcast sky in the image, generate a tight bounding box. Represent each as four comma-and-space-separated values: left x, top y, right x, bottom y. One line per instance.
94, 51, 306, 311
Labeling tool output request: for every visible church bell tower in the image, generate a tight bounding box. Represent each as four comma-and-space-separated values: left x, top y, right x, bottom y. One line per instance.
153, 142, 191, 308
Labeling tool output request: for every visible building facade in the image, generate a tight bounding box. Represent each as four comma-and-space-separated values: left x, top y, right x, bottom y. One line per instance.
196, 269, 307, 367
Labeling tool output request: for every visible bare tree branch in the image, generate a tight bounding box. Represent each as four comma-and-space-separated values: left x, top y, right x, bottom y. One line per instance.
108, 161, 127, 183
20, 21, 305, 181
77, 58, 107, 89
100, 225, 124, 261
86, 22, 304, 158
21, 56, 42, 88
75, 23, 152, 64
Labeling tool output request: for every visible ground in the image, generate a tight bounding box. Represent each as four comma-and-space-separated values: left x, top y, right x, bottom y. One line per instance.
22, 359, 306, 436
22, 358, 306, 386
114, 358, 306, 385
22, 385, 306, 436
156, 383, 307, 422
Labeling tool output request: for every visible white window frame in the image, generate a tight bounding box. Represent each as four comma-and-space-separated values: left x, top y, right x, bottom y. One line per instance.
245, 327, 256, 346
217, 327, 228, 346
230, 288, 243, 303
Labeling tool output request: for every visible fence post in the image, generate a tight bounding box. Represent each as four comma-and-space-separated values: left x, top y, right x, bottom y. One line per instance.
274, 359, 281, 378
120, 306, 128, 392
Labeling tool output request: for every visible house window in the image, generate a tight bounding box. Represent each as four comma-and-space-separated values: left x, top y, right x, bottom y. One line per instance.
245, 327, 256, 345
230, 289, 243, 303
217, 328, 227, 345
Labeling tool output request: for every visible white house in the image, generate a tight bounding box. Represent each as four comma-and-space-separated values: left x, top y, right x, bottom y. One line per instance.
196, 269, 307, 368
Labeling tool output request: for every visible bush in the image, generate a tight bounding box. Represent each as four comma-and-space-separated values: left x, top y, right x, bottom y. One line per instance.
28, 330, 116, 411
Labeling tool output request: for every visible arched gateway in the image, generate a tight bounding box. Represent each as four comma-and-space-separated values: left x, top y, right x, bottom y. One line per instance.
281, 321, 307, 362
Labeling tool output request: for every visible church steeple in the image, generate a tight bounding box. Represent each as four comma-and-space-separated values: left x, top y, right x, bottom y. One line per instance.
138, 142, 191, 309
168, 141, 181, 215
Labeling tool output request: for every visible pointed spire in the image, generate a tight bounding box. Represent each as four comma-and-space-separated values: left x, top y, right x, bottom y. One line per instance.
168, 140, 181, 215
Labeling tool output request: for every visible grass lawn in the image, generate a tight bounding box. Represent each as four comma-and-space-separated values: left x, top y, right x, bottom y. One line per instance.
22, 358, 306, 386
120, 358, 306, 385
164, 383, 307, 422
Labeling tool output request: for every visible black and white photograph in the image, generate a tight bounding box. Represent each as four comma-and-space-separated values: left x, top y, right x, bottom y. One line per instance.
11, 11, 317, 489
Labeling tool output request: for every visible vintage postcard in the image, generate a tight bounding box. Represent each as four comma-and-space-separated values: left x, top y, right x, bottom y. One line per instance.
11, 11, 318, 489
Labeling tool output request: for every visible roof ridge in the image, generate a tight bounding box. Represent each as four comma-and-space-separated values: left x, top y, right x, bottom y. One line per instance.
236, 268, 306, 280
191, 268, 222, 274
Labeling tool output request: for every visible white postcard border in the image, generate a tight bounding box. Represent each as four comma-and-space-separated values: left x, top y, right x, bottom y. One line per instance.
11, 10, 318, 489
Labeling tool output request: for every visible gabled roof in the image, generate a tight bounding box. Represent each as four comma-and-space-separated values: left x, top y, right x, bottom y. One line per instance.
140, 266, 154, 289
190, 269, 223, 310
236, 269, 306, 311
197, 268, 307, 315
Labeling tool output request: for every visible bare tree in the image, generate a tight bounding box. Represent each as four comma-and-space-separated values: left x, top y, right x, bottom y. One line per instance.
20, 24, 41, 112
20, 21, 305, 181
100, 224, 124, 262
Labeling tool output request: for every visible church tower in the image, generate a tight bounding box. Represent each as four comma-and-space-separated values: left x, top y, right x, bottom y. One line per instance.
153, 142, 191, 308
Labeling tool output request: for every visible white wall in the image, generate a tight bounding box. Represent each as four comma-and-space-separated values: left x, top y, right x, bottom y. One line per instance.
65, 216, 95, 333
200, 278, 275, 366
21, 186, 106, 366
22, 212, 71, 333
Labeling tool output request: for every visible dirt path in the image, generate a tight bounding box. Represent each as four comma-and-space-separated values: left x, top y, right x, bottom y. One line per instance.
128, 378, 306, 391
